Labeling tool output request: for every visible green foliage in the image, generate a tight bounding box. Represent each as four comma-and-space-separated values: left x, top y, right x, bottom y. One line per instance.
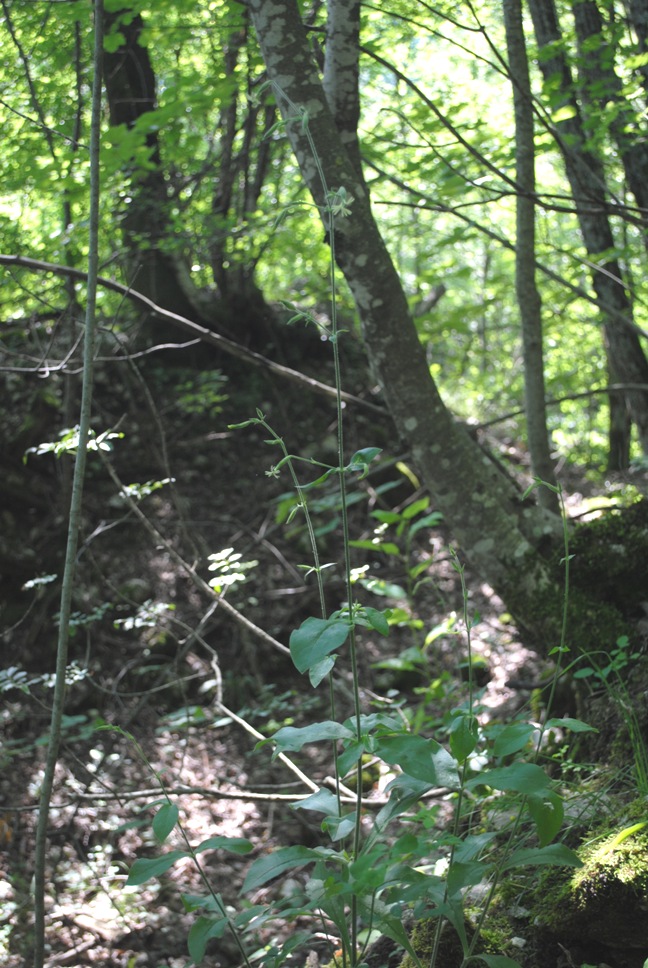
350, 495, 444, 601
110, 102, 597, 968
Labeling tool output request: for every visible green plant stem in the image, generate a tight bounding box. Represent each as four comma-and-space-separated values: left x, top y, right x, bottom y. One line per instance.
430, 553, 474, 968
32, 5, 103, 966
287, 93, 364, 963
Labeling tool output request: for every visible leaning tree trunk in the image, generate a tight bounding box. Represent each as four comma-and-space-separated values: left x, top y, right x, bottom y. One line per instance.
527, 0, 648, 466
502, 0, 559, 514
246, 0, 565, 647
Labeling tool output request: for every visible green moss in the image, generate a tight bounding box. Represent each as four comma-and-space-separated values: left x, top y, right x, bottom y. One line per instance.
398, 918, 464, 968
512, 499, 647, 658
398, 912, 516, 968
532, 800, 648, 948
568, 499, 648, 613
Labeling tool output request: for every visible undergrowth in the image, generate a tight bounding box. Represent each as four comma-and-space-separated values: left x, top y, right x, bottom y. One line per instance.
115, 100, 593, 968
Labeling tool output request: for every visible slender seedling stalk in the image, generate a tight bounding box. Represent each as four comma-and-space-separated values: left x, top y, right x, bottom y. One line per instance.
32, 5, 104, 966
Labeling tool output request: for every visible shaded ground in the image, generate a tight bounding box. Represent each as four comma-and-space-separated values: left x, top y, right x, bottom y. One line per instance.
1, 348, 647, 967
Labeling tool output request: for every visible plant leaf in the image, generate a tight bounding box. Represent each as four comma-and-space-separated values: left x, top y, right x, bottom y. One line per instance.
271, 721, 354, 754
448, 714, 479, 762
187, 914, 228, 962
527, 791, 564, 847
290, 616, 350, 673
242, 845, 324, 893
292, 788, 340, 816
374, 733, 460, 788
468, 762, 550, 794
501, 843, 582, 871
152, 802, 178, 843
493, 721, 535, 757
544, 717, 597, 733
309, 654, 336, 687
363, 607, 390, 636
195, 835, 253, 855
126, 849, 189, 886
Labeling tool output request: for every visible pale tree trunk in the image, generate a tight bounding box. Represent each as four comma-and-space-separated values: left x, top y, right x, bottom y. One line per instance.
527, 0, 648, 466
502, 0, 559, 514
246, 0, 565, 644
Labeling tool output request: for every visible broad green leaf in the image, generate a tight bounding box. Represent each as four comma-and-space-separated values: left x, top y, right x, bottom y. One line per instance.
349, 539, 401, 555
449, 714, 479, 762
469, 762, 550, 794
242, 845, 324, 893
271, 721, 354, 754
309, 654, 336, 687
527, 791, 564, 847
195, 836, 253, 855
402, 497, 430, 519
363, 607, 390, 636
371, 510, 401, 524
544, 717, 597, 733
447, 859, 490, 897
293, 788, 340, 816
290, 616, 350, 673
323, 811, 357, 841
501, 843, 582, 871
493, 721, 535, 757
126, 849, 189, 886
374, 734, 460, 789
408, 511, 443, 536
152, 802, 178, 843
188, 914, 228, 962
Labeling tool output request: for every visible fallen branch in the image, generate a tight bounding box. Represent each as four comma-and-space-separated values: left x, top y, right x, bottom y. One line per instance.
0, 253, 387, 415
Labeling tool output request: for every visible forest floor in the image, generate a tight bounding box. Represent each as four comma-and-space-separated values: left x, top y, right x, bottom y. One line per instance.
1, 354, 646, 968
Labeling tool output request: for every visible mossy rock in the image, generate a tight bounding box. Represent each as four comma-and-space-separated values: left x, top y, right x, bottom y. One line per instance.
398, 913, 517, 968
532, 800, 648, 952
567, 498, 648, 615
519, 499, 648, 659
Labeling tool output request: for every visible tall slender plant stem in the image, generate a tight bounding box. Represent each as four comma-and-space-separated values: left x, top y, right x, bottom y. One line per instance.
32, 5, 103, 965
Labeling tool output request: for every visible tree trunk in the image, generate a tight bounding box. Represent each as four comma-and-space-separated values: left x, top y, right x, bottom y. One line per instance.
571, 0, 648, 246
527, 0, 648, 463
246, 0, 565, 645
103, 10, 204, 327
502, 0, 559, 514
103, 6, 270, 343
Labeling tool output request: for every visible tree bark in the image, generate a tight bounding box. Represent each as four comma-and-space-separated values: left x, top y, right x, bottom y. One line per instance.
571, 0, 648, 245
246, 0, 565, 644
103, 10, 200, 324
322, 0, 365, 183
527, 0, 648, 464
502, 0, 559, 513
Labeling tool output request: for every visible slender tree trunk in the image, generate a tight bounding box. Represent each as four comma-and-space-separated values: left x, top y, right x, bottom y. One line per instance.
247, 0, 565, 644
502, 0, 559, 513
527, 0, 648, 463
